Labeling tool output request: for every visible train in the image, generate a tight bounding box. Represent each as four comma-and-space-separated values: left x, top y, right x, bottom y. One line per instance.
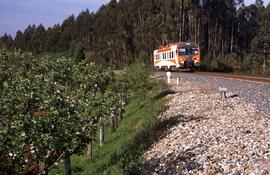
153, 42, 201, 70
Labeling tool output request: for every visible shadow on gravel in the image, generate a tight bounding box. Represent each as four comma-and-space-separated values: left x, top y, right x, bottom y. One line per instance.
228, 94, 239, 98
143, 146, 202, 175
123, 114, 208, 175
153, 90, 176, 100
176, 114, 208, 123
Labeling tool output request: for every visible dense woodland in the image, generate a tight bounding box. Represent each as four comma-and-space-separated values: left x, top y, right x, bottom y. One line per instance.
0, 0, 270, 73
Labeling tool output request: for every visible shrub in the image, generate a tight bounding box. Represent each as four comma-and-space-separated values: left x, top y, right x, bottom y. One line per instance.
0, 50, 105, 174
138, 51, 150, 65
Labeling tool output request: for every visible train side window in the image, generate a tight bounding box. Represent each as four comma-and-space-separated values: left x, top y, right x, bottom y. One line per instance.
156, 54, 159, 60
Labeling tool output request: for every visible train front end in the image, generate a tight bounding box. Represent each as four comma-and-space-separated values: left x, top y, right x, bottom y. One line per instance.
177, 43, 200, 69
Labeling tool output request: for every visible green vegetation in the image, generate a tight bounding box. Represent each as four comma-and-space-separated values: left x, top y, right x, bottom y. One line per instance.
0, 50, 109, 174
49, 80, 167, 175
0, 49, 144, 174
0, 49, 163, 174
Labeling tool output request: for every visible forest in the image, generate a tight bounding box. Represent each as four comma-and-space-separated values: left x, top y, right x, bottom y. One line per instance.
0, 0, 270, 73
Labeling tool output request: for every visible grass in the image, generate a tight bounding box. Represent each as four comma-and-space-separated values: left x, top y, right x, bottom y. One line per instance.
49, 80, 168, 175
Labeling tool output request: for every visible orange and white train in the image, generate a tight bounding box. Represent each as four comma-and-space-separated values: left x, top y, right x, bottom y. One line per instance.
153, 42, 201, 70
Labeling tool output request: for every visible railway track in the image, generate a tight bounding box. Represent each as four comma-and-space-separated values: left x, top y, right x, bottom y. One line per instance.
193, 72, 270, 84
155, 70, 270, 84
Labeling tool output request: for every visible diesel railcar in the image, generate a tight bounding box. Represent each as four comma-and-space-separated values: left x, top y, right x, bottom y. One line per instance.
153, 42, 200, 70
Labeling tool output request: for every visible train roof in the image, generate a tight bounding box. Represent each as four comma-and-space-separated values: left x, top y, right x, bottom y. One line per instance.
156, 42, 199, 52
178, 42, 199, 48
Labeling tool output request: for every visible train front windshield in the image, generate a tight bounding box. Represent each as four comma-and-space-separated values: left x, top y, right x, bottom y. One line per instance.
178, 48, 199, 55
192, 48, 199, 55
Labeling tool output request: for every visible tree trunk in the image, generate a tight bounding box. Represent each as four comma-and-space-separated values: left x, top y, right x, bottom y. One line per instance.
214, 20, 218, 58
64, 151, 72, 175
188, 14, 191, 41
195, 18, 198, 43
118, 106, 123, 121
208, 23, 211, 54
120, 99, 125, 120
115, 108, 118, 129
197, 18, 200, 43
110, 109, 116, 133
182, 0, 185, 41
179, 5, 182, 41
99, 117, 104, 147
38, 161, 47, 175
231, 20, 234, 53
87, 142, 93, 160
122, 40, 128, 67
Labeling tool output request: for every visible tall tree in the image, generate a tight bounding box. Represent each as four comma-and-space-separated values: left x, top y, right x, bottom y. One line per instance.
0, 33, 13, 50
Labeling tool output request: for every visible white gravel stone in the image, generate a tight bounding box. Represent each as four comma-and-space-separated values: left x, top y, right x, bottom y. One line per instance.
143, 80, 270, 175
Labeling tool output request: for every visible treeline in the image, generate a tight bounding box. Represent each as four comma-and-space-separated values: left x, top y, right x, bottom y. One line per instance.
0, 49, 151, 174
0, 0, 270, 73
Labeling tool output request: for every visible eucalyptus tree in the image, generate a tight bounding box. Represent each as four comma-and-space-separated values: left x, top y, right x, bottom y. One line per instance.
0, 34, 13, 50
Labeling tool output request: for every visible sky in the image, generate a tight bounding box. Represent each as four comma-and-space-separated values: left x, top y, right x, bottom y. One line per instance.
0, 0, 110, 37
0, 0, 269, 37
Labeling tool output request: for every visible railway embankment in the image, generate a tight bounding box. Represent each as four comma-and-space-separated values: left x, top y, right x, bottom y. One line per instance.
143, 73, 270, 174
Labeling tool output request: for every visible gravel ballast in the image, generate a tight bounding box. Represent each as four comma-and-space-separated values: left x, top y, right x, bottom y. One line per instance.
143, 73, 270, 175
169, 72, 270, 114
